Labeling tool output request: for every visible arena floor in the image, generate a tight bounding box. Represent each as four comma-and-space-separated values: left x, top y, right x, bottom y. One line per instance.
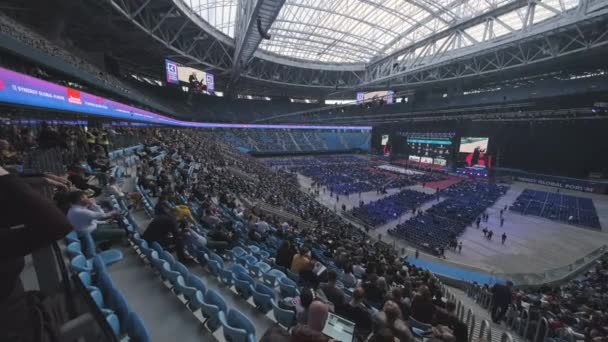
297, 173, 608, 276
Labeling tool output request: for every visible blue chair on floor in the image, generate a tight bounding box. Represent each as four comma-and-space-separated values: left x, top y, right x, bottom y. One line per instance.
106, 313, 121, 337
188, 290, 205, 311
263, 269, 286, 287
234, 272, 255, 300
78, 272, 99, 292
194, 249, 208, 267
161, 251, 177, 268
207, 259, 223, 279
207, 252, 224, 266
66, 231, 79, 243
248, 261, 271, 278
271, 299, 296, 329
248, 245, 260, 255
219, 267, 235, 287
219, 309, 256, 342
176, 276, 198, 302
90, 289, 114, 316
81, 233, 123, 266
230, 263, 248, 276
252, 283, 274, 313
92, 255, 108, 274
150, 242, 163, 255
187, 274, 207, 296
200, 289, 227, 332
238, 255, 258, 267
409, 317, 432, 337
149, 251, 165, 271
285, 269, 300, 283
96, 270, 114, 293
107, 287, 130, 332
70, 255, 92, 273
127, 311, 151, 342
279, 277, 299, 298
161, 263, 181, 286
174, 262, 189, 277
227, 246, 247, 261
66, 242, 83, 258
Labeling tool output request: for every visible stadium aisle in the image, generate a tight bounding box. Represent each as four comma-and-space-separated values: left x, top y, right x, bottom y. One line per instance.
449, 287, 523, 342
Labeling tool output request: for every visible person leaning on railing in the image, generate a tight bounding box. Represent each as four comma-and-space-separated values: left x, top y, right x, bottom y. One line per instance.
0, 165, 73, 341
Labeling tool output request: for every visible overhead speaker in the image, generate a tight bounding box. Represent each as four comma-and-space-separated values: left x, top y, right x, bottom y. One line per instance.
257, 18, 271, 40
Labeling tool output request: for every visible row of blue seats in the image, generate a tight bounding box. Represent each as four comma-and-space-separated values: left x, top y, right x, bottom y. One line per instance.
65, 231, 149, 341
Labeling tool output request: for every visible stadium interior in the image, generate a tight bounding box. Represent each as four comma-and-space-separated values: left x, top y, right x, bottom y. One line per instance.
1, 0, 608, 342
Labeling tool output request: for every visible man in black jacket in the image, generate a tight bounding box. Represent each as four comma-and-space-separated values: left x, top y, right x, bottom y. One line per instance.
491, 280, 514, 323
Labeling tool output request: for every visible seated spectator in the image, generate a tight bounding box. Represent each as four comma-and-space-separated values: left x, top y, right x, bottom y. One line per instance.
276, 240, 296, 270
387, 287, 410, 319
66, 190, 124, 242
341, 264, 357, 289
433, 301, 468, 342
291, 246, 314, 274
320, 270, 345, 310
411, 285, 436, 324
364, 275, 387, 309
291, 301, 331, 342
341, 287, 373, 339
106, 176, 142, 210
372, 300, 414, 342
68, 165, 102, 197
201, 208, 222, 228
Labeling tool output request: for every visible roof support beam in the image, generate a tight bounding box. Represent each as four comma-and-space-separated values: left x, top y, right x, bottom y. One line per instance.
230, 0, 286, 84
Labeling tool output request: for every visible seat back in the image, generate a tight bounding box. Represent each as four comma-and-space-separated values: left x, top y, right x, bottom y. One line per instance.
161, 251, 176, 267
200, 289, 227, 320
271, 299, 296, 328
174, 262, 189, 277
80, 233, 97, 258
263, 269, 285, 287
106, 313, 121, 337
70, 255, 91, 273
127, 311, 151, 342
279, 277, 299, 298
252, 284, 274, 312
187, 274, 207, 296
220, 309, 256, 342
66, 242, 83, 258
108, 287, 131, 331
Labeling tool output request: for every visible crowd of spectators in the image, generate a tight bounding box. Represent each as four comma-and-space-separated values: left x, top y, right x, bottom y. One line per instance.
349, 189, 435, 227
389, 181, 508, 255
472, 255, 608, 342
208, 129, 370, 153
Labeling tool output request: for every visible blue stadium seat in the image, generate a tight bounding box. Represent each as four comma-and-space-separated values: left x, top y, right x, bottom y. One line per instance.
200, 289, 227, 331
227, 246, 247, 261
271, 299, 296, 329
78, 271, 99, 292
107, 287, 131, 333
248, 261, 271, 278
262, 269, 286, 287
219, 309, 256, 342
70, 255, 92, 273
234, 272, 255, 300
252, 283, 274, 313
187, 274, 207, 296
127, 311, 151, 342
279, 277, 299, 298
106, 313, 121, 337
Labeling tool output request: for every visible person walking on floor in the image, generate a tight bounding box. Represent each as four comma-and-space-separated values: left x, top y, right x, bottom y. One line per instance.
458, 242, 462, 253
500, 217, 505, 227
502, 233, 507, 245
488, 230, 494, 241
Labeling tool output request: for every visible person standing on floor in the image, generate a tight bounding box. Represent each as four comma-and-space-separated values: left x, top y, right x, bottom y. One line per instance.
501, 233, 507, 245
491, 281, 513, 323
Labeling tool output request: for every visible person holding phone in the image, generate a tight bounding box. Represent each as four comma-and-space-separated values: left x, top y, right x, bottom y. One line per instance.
66, 190, 125, 242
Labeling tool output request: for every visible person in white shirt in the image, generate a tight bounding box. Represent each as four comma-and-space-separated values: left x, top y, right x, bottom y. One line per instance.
66, 191, 125, 242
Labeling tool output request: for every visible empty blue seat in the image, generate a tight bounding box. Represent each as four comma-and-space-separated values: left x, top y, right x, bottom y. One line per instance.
238, 255, 258, 267
90, 289, 114, 317
252, 283, 274, 313
234, 272, 255, 299
219, 309, 256, 342
227, 246, 247, 261
161, 251, 177, 268
107, 287, 130, 332
219, 267, 235, 287
188, 290, 205, 311
150, 242, 163, 255
194, 249, 208, 267
200, 289, 227, 331
271, 299, 296, 329
106, 313, 121, 337
66, 231, 79, 243
248, 245, 260, 255
207, 259, 223, 279
175, 276, 198, 302
81, 233, 123, 266
248, 261, 271, 278
127, 311, 151, 342
78, 271, 99, 292
262, 269, 286, 287
70, 255, 92, 273
279, 277, 299, 298
96, 270, 114, 293
174, 261, 189, 277
149, 251, 165, 271
161, 263, 181, 286
230, 263, 248, 276
66, 242, 83, 258
187, 274, 207, 296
